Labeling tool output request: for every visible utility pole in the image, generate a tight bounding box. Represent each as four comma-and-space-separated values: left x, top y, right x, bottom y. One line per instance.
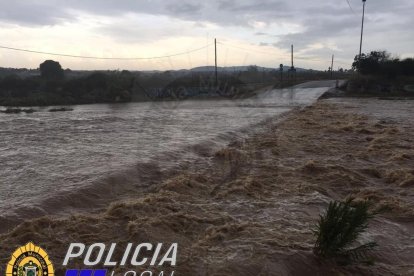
331, 54, 334, 78
280, 64, 283, 87
359, 0, 367, 60
289, 45, 296, 83
214, 38, 218, 86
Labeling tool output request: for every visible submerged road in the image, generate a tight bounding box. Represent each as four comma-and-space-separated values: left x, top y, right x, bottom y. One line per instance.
0, 80, 339, 233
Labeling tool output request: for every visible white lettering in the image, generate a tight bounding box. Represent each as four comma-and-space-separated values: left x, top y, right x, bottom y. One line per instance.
150, 244, 162, 266
158, 272, 175, 276
84, 243, 105, 265
159, 244, 178, 266
62, 242, 178, 267
104, 243, 117, 266
131, 243, 152, 266
121, 243, 133, 266
63, 243, 85, 266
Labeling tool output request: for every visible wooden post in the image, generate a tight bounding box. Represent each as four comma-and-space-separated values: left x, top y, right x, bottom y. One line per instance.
359, 0, 367, 60
215, 38, 218, 86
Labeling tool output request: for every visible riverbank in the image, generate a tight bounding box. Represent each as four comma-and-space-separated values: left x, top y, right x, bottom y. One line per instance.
322, 75, 414, 99
1, 98, 413, 275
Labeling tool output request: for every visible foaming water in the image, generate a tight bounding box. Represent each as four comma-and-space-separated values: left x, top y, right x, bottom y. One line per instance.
0, 85, 332, 226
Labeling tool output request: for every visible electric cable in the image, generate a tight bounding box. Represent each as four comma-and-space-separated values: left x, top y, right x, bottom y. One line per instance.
0, 44, 213, 60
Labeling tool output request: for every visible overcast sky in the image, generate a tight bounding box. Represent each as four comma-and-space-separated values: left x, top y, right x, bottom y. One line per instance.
0, 0, 412, 70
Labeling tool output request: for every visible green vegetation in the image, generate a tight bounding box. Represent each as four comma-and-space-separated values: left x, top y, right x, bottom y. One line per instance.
0, 65, 137, 106
313, 199, 377, 265
353, 51, 414, 78
40, 60, 64, 80
347, 51, 414, 95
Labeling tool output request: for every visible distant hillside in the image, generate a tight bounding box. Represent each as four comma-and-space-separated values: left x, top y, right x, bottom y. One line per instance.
1, 65, 314, 79
190, 65, 312, 73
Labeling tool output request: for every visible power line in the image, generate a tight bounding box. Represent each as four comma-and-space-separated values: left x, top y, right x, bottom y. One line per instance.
346, 0, 357, 14
0, 40, 353, 68
0, 44, 213, 60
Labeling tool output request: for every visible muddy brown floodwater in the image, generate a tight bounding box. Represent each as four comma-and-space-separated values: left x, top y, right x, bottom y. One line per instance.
1, 98, 414, 275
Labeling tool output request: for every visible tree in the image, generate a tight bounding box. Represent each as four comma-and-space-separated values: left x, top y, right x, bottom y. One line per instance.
352, 51, 388, 75
39, 60, 64, 80
401, 58, 414, 76
352, 51, 414, 78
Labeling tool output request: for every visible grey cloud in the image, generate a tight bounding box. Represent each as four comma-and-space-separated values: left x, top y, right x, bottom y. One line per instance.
3, 0, 413, 30
275, 14, 360, 48
0, 1, 72, 26
218, 0, 287, 12
97, 24, 181, 44
166, 3, 203, 15
95, 20, 197, 44
0, 0, 413, 64
0, 0, 296, 28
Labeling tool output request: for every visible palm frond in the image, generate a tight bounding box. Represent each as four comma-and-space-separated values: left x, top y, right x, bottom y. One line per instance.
313, 199, 378, 264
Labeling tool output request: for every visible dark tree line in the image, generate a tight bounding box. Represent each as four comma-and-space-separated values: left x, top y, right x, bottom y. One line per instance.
0, 60, 136, 106
352, 51, 414, 78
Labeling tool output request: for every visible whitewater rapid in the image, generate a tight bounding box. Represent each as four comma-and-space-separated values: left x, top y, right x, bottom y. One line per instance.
0, 82, 336, 232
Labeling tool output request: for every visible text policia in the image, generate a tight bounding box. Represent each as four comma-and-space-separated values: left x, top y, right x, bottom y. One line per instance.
63, 243, 178, 276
